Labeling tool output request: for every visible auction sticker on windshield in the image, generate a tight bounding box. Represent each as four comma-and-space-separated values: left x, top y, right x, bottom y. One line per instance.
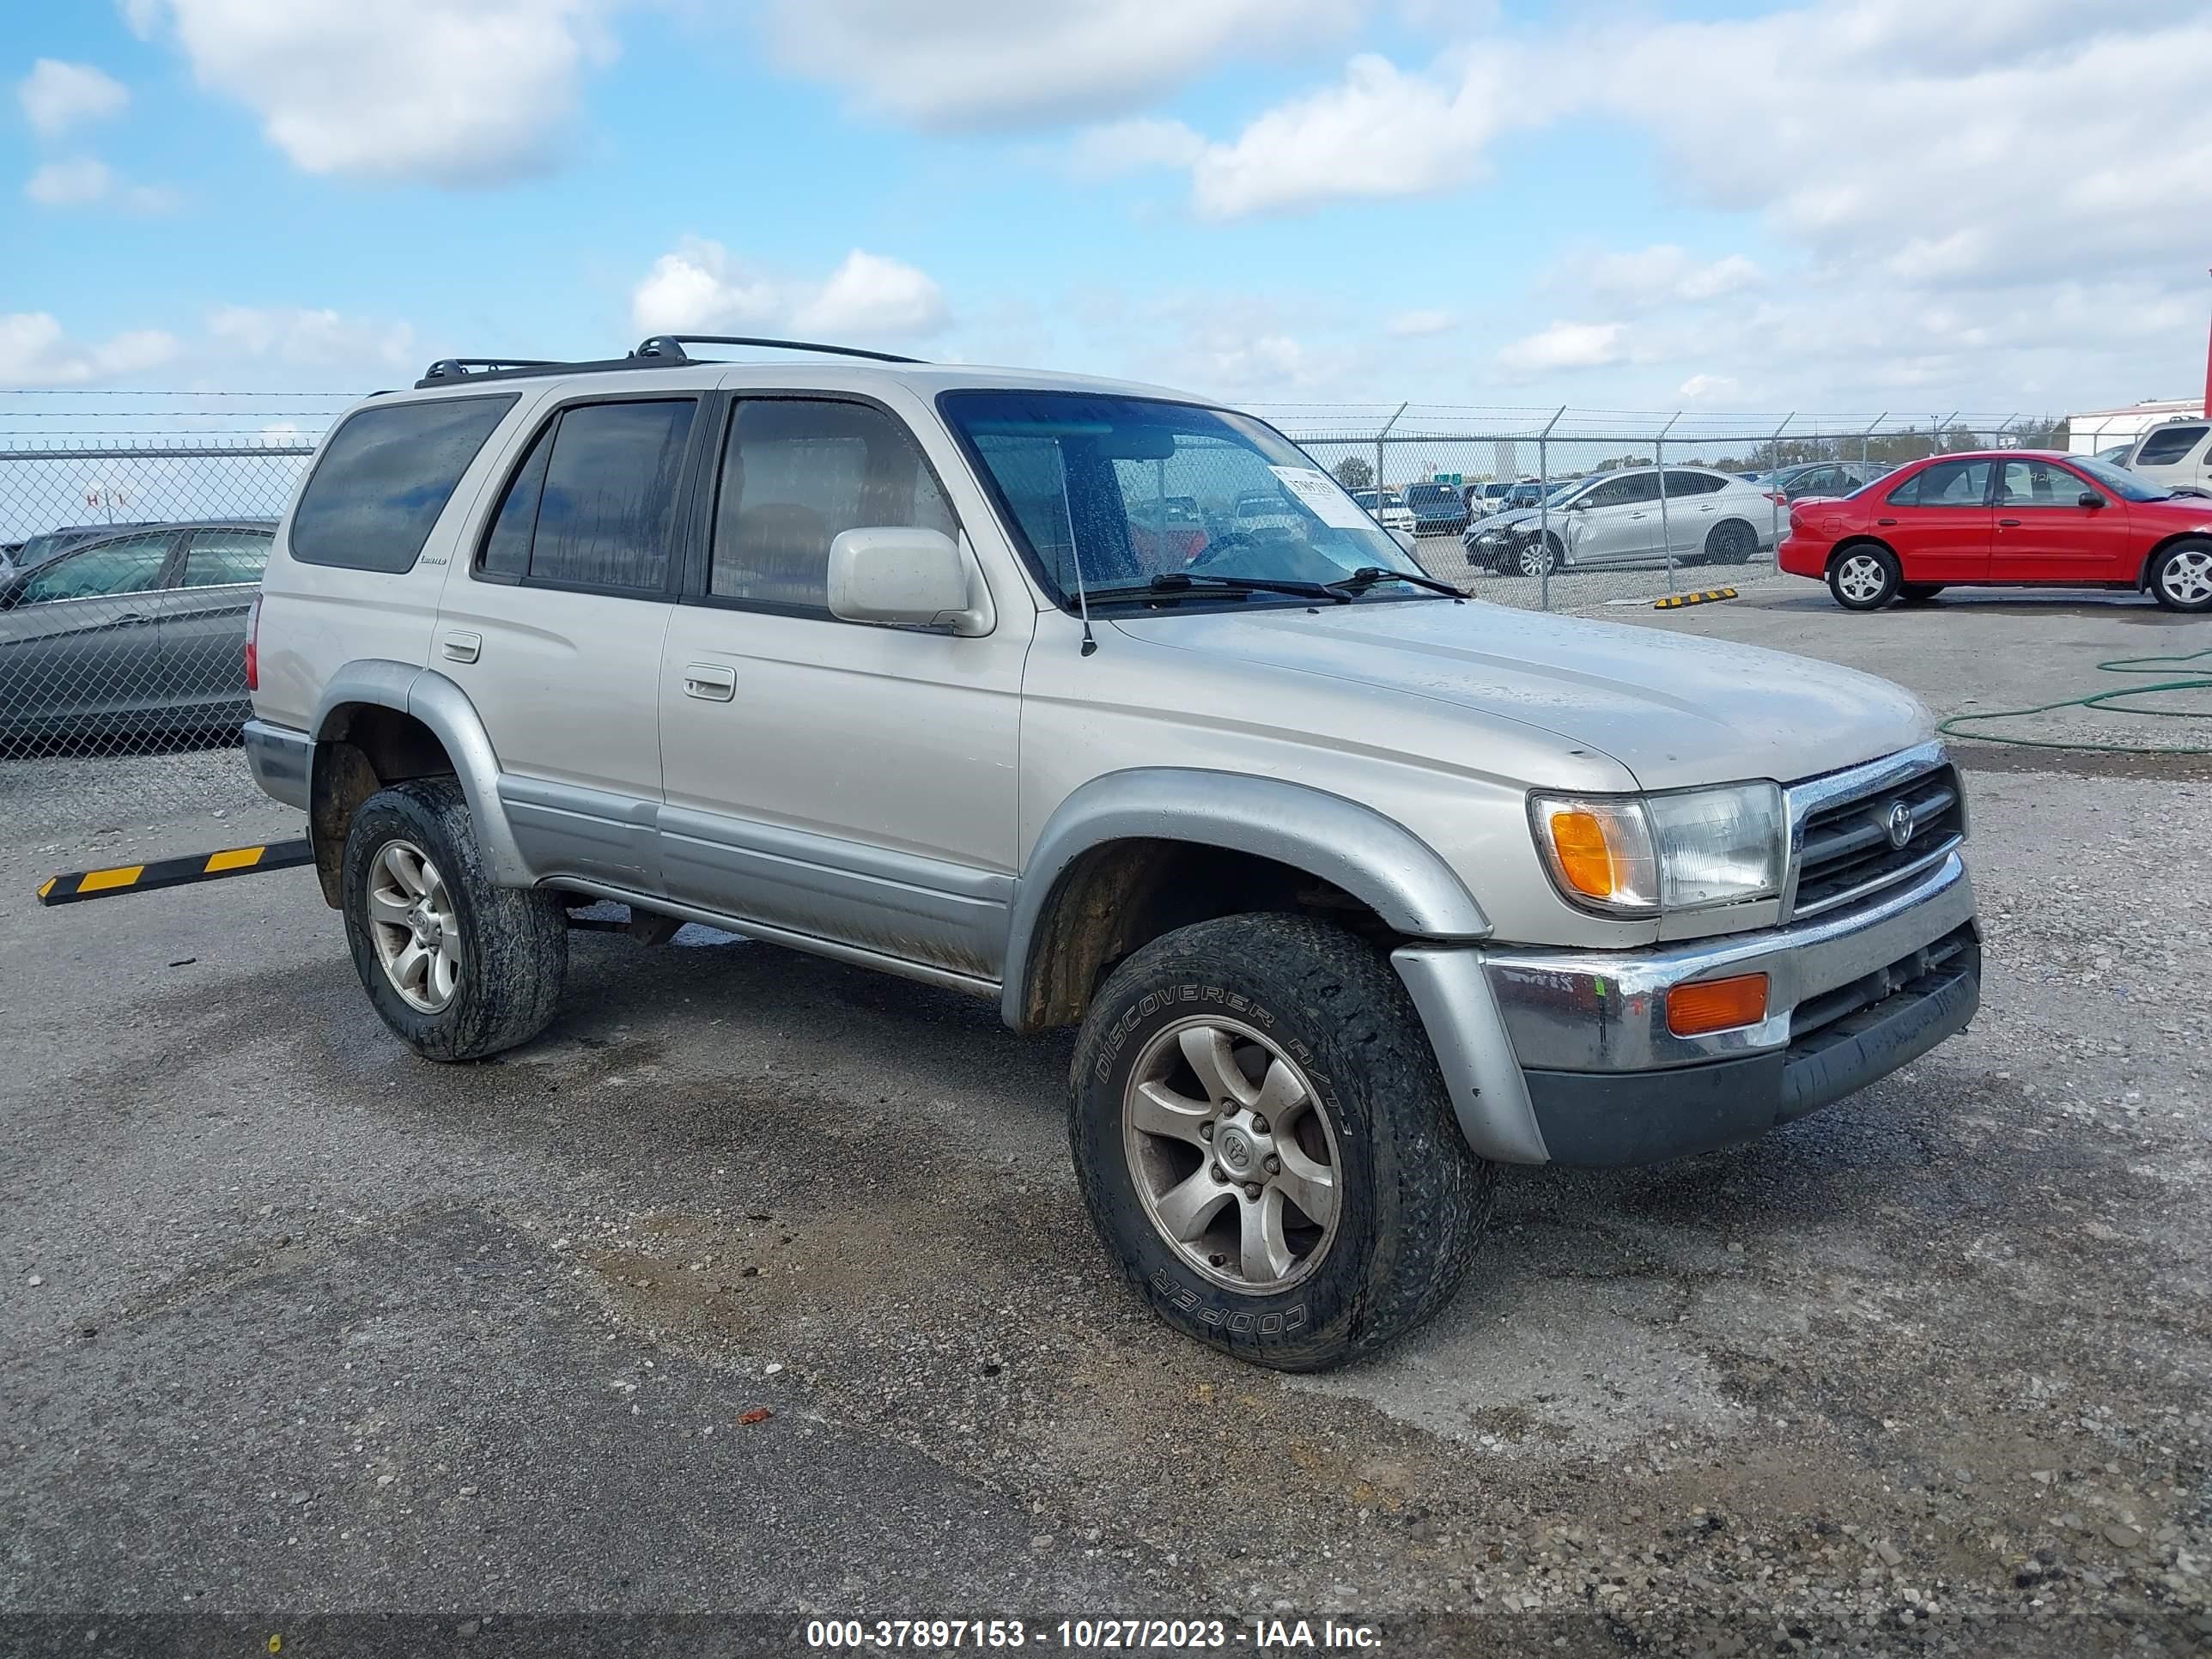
1268, 465, 1371, 530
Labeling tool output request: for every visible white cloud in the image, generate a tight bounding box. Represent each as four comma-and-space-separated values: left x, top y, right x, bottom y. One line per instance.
206, 306, 417, 369
1586, 246, 1762, 306
0, 313, 180, 385
793, 251, 949, 338
17, 60, 129, 137
630, 240, 949, 343
762, 0, 1367, 129
1386, 308, 1457, 338
1497, 321, 1626, 376
1191, 51, 1517, 220
1678, 374, 1741, 404
1068, 117, 1206, 180
129, 0, 613, 185
23, 155, 178, 212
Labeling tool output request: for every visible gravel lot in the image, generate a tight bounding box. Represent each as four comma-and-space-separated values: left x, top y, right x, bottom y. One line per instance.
3, 589, 2209, 1655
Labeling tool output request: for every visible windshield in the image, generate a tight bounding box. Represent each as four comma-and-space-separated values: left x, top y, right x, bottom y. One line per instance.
939, 391, 1426, 603
2072, 454, 2172, 503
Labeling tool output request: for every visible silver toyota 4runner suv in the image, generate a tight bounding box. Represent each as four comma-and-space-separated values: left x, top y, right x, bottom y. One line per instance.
245, 336, 1981, 1371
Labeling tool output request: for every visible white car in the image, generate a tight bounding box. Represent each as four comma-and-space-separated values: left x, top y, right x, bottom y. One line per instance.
2120, 419, 2212, 495
1351, 488, 1416, 535
1464, 465, 1776, 576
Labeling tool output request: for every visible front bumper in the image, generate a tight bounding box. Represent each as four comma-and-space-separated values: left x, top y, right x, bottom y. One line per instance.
1395, 851, 1979, 1167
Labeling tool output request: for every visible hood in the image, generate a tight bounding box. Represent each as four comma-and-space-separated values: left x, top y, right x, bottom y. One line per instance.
1111, 599, 1932, 791
1468, 507, 1546, 535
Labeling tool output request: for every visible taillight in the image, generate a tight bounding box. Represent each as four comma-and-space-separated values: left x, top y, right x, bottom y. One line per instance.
244, 594, 261, 691
1764, 490, 1788, 505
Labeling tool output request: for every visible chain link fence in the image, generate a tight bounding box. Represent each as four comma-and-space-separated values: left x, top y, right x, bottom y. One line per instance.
1251, 404, 2062, 615
0, 390, 337, 760
0, 391, 2067, 765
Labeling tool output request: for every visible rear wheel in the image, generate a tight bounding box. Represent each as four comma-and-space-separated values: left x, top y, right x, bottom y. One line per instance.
341, 778, 568, 1060
1704, 520, 1758, 564
1898, 582, 1946, 603
2149, 538, 2212, 612
1828, 545, 1900, 611
1069, 913, 1494, 1371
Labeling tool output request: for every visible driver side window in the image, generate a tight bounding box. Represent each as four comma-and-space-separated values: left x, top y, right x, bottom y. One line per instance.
15, 533, 172, 605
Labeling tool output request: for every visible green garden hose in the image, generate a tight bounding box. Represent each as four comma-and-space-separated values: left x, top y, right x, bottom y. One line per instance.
1937, 647, 2212, 755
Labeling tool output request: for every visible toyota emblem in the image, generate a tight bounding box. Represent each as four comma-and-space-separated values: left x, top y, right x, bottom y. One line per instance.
1885, 800, 1916, 850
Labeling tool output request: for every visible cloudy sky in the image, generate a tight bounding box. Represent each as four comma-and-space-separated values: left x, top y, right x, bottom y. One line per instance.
5, 0, 2208, 417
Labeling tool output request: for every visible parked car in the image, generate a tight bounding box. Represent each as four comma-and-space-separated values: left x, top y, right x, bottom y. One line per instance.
1350, 488, 1415, 535
2117, 418, 2212, 495
1465, 466, 1774, 575
0, 520, 273, 744
245, 335, 1980, 1372
1469, 481, 1510, 517
1504, 477, 1561, 511
1779, 451, 2212, 611
1402, 480, 1468, 536
2093, 442, 2136, 467
1759, 460, 1891, 503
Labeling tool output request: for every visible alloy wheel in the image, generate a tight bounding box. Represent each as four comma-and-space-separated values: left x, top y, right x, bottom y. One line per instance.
1122, 1017, 1341, 1293
1835, 554, 1889, 605
366, 838, 462, 1013
2160, 549, 2212, 607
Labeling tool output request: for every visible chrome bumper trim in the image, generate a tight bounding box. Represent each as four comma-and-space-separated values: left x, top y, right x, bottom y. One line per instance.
1481, 849, 1978, 1073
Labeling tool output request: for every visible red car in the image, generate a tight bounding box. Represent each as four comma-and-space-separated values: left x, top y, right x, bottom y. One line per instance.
1778, 450, 2212, 612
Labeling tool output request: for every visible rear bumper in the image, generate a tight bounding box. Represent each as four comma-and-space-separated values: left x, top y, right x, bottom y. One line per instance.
242, 718, 312, 811
1778, 533, 1828, 578
1394, 851, 1980, 1167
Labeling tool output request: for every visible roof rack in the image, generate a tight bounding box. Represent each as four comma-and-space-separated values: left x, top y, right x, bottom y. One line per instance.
631, 334, 927, 366
412, 335, 926, 391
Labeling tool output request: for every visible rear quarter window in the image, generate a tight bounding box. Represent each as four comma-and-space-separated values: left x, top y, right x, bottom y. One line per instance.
290, 395, 518, 572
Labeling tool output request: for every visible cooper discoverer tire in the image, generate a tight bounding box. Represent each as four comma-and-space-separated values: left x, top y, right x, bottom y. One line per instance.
341, 778, 568, 1061
1068, 913, 1495, 1371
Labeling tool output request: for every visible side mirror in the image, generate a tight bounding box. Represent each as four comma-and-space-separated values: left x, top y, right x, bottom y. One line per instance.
2077, 490, 2105, 508
827, 527, 988, 634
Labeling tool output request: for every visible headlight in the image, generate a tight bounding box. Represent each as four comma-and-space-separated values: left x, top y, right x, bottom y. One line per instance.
1529, 782, 1784, 914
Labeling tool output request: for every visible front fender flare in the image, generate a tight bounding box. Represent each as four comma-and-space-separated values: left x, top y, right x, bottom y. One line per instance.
1000, 767, 1490, 1031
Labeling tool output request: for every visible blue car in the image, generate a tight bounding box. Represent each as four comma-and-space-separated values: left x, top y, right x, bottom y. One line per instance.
1402, 482, 1468, 537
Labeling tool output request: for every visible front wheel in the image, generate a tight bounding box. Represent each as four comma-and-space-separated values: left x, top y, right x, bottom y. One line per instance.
1828, 545, 1900, 611
341, 778, 569, 1060
1068, 914, 1495, 1371
2149, 538, 2212, 611
1516, 535, 1561, 577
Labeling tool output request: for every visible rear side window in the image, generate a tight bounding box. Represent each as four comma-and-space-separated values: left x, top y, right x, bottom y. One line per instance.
1887, 459, 1990, 507
290, 396, 516, 572
2135, 424, 2208, 467
1662, 470, 1726, 496
182, 529, 272, 587
477, 398, 696, 593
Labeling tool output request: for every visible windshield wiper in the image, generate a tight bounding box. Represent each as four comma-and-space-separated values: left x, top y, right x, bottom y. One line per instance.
1325, 566, 1469, 600
1089, 572, 1352, 605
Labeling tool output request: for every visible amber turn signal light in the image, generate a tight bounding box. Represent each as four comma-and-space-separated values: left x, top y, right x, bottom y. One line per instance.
1547, 808, 1617, 900
1667, 973, 1769, 1037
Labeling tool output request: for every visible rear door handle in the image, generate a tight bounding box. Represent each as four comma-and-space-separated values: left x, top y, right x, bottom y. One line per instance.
683, 663, 736, 702
111, 612, 153, 626
441, 630, 482, 663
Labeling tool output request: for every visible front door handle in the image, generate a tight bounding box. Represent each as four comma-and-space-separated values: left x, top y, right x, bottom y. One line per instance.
683, 663, 736, 702
110, 611, 152, 626
441, 630, 482, 663
1876, 517, 1898, 526
1997, 518, 2021, 528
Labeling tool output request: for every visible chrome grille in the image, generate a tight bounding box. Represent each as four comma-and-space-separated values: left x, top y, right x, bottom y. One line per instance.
1790, 756, 1964, 920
